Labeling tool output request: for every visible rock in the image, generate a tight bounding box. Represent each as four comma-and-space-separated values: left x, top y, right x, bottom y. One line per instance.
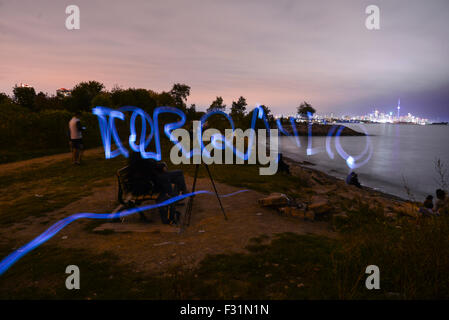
258, 193, 290, 207
278, 207, 291, 216
278, 206, 305, 218
338, 192, 356, 201
153, 241, 173, 247
396, 203, 418, 218
304, 211, 315, 221
332, 213, 349, 224
384, 212, 397, 220
290, 208, 305, 217
316, 185, 337, 194
294, 200, 307, 209
309, 197, 331, 215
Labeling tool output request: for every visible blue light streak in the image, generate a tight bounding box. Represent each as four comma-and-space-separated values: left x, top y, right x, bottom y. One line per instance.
334, 125, 373, 170
306, 111, 320, 156
92, 105, 373, 171
152, 106, 187, 161
325, 125, 338, 160
0, 189, 249, 277
93, 105, 274, 162
92, 107, 129, 159
120, 106, 157, 159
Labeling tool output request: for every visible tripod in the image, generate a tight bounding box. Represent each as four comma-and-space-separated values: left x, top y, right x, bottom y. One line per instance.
182, 163, 227, 228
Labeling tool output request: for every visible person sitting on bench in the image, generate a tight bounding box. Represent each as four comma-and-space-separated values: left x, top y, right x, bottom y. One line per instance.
127, 152, 187, 224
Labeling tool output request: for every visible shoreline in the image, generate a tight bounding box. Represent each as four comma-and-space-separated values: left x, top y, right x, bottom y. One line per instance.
283, 123, 366, 136
283, 155, 407, 203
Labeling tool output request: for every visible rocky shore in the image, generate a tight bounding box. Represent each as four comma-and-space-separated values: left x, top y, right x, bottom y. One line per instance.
259, 156, 418, 224
283, 123, 365, 136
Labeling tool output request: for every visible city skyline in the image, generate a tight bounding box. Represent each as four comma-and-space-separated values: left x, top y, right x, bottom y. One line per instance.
1, 0, 449, 120
3, 81, 446, 122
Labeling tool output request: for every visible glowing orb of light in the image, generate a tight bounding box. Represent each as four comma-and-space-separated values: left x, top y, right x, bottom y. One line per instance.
346, 156, 355, 168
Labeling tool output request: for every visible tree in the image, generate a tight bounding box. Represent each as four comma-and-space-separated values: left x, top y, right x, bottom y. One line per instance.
230, 96, 247, 118
186, 103, 198, 120
111, 88, 156, 113
70, 81, 105, 112
207, 96, 226, 112
169, 83, 190, 110
13, 85, 36, 110
91, 92, 113, 108
259, 105, 272, 118
153, 91, 176, 107
34, 91, 49, 111
242, 105, 274, 129
0, 92, 11, 105
297, 101, 316, 118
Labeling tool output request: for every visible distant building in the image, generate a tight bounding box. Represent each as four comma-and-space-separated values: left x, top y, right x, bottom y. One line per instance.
16, 83, 33, 88
56, 88, 71, 97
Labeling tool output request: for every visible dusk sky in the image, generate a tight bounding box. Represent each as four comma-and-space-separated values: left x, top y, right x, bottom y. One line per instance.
1, 0, 448, 120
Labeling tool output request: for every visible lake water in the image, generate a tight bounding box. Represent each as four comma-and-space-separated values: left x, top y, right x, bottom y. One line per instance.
280, 123, 449, 200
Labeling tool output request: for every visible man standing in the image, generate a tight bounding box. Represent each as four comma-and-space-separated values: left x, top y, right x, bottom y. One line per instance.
68, 111, 84, 165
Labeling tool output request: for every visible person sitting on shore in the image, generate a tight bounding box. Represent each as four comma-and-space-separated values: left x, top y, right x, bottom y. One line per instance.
435, 189, 449, 215
277, 153, 290, 175
346, 172, 362, 189
126, 152, 188, 224
419, 195, 435, 217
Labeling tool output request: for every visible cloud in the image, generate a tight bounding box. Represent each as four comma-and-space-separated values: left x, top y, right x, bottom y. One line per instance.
0, 0, 448, 119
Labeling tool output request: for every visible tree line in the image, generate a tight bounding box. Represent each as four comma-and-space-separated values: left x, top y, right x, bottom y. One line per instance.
0, 80, 316, 123
0, 80, 317, 162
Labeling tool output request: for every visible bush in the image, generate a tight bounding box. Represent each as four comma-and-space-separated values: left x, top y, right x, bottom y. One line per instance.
0, 105, 102, 161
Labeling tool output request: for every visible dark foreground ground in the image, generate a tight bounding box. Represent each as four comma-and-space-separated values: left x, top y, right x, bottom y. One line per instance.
0, 148, 448, 299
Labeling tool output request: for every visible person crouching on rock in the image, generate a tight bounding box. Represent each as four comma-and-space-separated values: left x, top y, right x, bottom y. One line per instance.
346, 172, 362, 189
419, 195, 435, 217
435, 189, 449, 215
277, 153, 290, 175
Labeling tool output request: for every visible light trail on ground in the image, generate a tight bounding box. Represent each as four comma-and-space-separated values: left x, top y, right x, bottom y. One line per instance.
0, 189, 249, 276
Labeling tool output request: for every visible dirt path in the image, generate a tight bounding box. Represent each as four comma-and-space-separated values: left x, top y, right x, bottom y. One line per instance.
0, 153, 335, 277
0, 148, 104, 175
1, 149, 410, 278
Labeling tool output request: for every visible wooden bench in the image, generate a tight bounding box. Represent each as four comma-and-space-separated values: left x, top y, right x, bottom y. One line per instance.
115, 166, 160, 222
115, 166, 180, 224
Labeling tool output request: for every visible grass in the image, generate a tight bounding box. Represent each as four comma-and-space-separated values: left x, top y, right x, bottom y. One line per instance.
0, 141, 305, 227
0, 242, 171, 299
0, 151, 126, 226
4, 224, 448, 300
2, 143, 449, 299
178, 162, 311, 198
2, 212, 449, 299
0, 233, 369, 299
0, 148, 71, 164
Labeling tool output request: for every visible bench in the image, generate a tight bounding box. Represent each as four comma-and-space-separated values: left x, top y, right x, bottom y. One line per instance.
115, 166, 180, 224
